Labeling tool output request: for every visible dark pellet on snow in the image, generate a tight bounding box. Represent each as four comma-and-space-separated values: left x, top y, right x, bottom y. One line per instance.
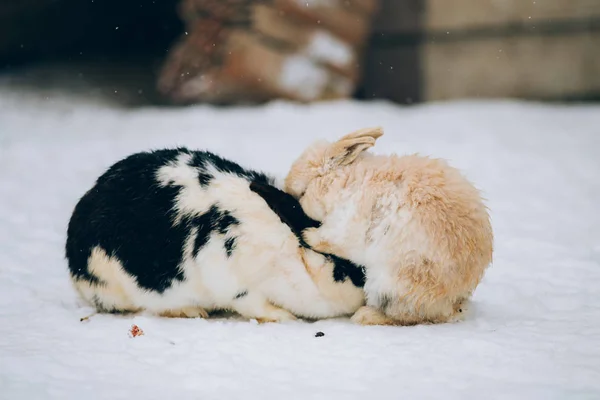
315, 332, 325, 337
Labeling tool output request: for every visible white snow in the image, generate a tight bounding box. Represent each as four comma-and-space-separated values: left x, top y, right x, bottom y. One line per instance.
305, 31, 353, 68
279, 55, 329, 101
1, 80, 600, 399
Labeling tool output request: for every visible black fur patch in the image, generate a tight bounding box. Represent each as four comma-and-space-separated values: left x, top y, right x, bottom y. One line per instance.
249, 181, 366, 288
192, 211, 218, 259
190, 150, 274, 187
234, 290, 248, 299
224, 237, 237, 257
197, 171, 212, 187
216, 210, 240, 234
249, 181, 321, 244
328, 254, 366, 288
66, 149, 187, 293
192, 205, 240, 257
66, 148, 262, 295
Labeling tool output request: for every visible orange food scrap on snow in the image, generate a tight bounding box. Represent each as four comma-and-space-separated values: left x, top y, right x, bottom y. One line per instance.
129, 324, 144, 338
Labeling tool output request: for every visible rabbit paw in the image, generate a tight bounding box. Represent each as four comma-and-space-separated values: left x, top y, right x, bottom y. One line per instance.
254, 308, 297, 324
159, 306, 210, 319
302, 227, 339, 255
351, 306, 397, 326
234, 293, 297, 323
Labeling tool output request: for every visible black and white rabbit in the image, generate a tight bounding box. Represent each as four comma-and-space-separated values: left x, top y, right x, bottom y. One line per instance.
66, 146, 367, 322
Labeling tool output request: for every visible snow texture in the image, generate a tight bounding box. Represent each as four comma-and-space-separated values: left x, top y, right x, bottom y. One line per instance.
1, 82, 600, 399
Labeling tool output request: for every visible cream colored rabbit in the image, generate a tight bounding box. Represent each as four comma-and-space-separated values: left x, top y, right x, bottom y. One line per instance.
284, 127, 493, 326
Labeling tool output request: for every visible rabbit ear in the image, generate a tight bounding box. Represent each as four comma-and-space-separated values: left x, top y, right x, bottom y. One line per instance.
327, 127, 383, 167
339, 126, 384, 142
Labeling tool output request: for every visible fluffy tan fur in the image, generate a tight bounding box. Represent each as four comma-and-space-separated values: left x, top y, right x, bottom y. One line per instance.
284, 127, 493, 326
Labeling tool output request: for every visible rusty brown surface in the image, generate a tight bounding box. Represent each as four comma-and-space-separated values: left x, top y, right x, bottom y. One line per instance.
158, 0, 378, 104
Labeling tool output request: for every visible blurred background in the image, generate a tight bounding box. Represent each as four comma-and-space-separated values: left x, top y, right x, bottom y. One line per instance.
0, 0, 599, 106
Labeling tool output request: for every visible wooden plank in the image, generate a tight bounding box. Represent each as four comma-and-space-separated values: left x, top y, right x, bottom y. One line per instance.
274, 0, 372, 45
423, 31, 600, 100
358, 45, 422, 103
426, 0, 600, 32
252, 4, 358, 75
342, 0, 380, 15
372, 0, 600, 34
226, 30, 354, 101
358, 0, 424, 103
369, 0, 424, 33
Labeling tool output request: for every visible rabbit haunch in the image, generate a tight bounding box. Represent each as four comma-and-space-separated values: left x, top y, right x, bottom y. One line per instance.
66, 147, 365, 321
284, 127, 494, 326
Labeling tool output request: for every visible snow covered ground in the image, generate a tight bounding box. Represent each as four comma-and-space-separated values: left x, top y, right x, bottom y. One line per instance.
1, 81, 599, 399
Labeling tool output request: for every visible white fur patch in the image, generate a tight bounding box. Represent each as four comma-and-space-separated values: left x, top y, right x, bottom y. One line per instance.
155, 153, 194, 187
